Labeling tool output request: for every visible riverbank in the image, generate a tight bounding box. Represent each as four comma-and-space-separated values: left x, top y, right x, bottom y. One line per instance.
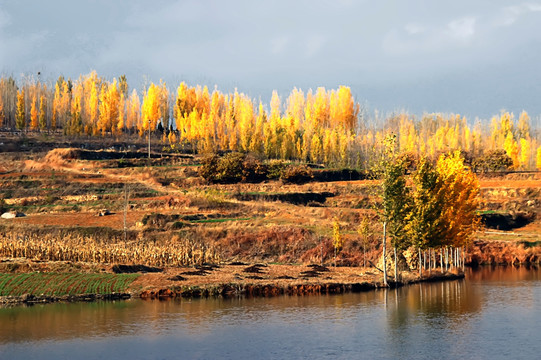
0, 260, 465, 305
138, 271, 465, 300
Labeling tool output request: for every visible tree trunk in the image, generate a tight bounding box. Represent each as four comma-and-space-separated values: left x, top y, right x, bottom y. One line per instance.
462, 246, 465, 272
148, 126, 151, 159
440, 248, 443, 270
123, 184, 128, 242
363, 243, 366, 268
428, 249, 431, 274
383, 222, 388, 287
394, 246, 398, 283
418, 248, 422, 277
320, 237, 324, 267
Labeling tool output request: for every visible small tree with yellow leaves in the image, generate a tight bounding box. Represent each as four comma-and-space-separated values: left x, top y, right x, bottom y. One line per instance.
332, 217, 343, 267
357, 215, 373, 268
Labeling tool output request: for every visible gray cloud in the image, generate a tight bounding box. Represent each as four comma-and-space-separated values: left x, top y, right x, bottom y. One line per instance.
1, 0, 541, 118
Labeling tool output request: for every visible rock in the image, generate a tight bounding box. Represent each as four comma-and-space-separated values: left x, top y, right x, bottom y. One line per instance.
98, 209, 111, 216
1, 211, 25, 219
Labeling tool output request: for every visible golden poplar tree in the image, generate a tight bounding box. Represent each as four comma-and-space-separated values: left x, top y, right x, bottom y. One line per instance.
503, 132, 519, 169
38, 95, 47, 131
537, 146, 541, 170
87, 82, 99, 135
313, 87, 329, 129
127, 89, 141, 132
226, 91, 239, 151
210, 89, 226, 151
117, 92, 126, 135
436, 151, 480, 248
237, 95, 254, 152
519, 138, 531, 169
15, 89, 25, 131
140, 83, 161, 157
517, 111, 530, 139
0, 92, 4, 128
310, 133, 323, 163
250, 101, 266, 154
30, 95, 38, 130
98, 80, 120, 136
52, 82, 61, 130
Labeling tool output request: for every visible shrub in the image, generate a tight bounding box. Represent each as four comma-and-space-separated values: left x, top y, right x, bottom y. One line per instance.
217, 152, 245, 183
0, 198, 7, 214
242, 154, 268, 182
280, 164, 314, 184
199, 154, 221, 182
267, 160, 286, 179
199, 152, 268, 183
473, 150, 514, 172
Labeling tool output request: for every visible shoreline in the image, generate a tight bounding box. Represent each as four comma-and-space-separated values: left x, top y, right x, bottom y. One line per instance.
140, 272, 465, 300
0, 292, 131, 306
0, 269, 465, 306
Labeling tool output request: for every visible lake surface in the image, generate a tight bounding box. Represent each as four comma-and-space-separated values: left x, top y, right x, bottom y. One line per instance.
1, 266, 540, 360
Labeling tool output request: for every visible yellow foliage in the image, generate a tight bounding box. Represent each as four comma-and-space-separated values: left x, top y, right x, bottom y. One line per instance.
536, 146, 541, 170
332, 217, 343, 252
519, 138, 531, 169
436, 151, 480, 247
30, 95, 38, 130
503, 132, 519, 168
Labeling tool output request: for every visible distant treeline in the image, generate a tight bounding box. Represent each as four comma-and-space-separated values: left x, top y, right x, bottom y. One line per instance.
0, 71, 540, 170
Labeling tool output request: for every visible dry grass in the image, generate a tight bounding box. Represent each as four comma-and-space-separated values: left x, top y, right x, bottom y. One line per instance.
0, 229, 220, 267
1, 138, 540, 272
131, 263, 386, 291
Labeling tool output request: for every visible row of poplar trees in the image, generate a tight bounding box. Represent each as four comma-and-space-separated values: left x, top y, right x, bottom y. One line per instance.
0, 71, 540, 169
378, 136, 479, 286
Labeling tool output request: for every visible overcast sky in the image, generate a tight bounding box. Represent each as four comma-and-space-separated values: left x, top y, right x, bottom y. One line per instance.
1, 0, 541, 119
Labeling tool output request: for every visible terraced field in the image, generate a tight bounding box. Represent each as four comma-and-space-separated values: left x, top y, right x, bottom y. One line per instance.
0, 273, 140, 297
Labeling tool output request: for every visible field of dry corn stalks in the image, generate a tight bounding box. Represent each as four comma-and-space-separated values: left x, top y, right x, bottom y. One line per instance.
0, 232, 220, 267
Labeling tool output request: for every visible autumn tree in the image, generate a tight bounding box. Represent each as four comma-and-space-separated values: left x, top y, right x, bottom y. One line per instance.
38, 95, 47, 131
0, 91, 4, 128
332, 217, 343, 267
358, 215, 373, 268
405, 158, 446, 275
436, 151, 480, 251
406, 151, 479, 273
30, 95, 38, 130
65, 95, 83, 136
87, 81, 99, 135
141, 83, 161, 158
97, 79, 120, 136
15, 89, 25, 131
373, 135, 411, 285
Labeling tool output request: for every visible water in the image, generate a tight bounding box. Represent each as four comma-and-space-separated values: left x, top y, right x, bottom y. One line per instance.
1, 266, 540, 360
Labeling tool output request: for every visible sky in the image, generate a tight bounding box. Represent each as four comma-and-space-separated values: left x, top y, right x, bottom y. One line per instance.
1, 0, 541, 120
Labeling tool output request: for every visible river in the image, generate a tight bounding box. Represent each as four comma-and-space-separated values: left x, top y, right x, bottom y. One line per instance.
1, 266, 540, 360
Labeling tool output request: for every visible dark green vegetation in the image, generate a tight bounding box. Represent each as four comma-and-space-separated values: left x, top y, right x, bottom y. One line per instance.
0, 273, 139, 297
